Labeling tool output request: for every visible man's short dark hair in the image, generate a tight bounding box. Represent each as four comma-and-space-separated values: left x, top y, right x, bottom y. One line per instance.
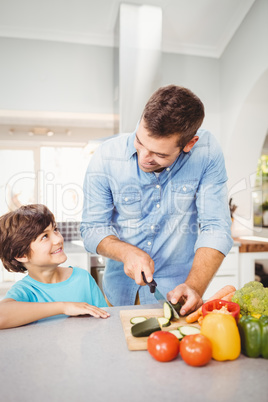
141, 85, 205, 148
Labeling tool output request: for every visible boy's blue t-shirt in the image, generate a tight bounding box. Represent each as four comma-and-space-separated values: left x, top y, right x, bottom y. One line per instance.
4, 267, 107, 308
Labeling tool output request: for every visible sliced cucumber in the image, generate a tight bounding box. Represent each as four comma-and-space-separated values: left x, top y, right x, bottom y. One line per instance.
131, 317, 161, 337
163, 302, 173, 320
168, 329, 184, 340
178, 326, 201, 336
157, 317, 171, 327
171, 301, 182, 315
130, 316, 147, 325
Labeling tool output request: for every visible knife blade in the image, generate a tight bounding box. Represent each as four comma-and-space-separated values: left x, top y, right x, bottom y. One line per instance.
141, 272, 180, 319
153, 288, 180, 319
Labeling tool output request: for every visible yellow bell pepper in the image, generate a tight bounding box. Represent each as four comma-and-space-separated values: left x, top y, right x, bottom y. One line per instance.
201, 313, 241, 361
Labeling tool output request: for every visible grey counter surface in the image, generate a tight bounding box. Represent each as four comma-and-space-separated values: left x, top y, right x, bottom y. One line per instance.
0, 304, 267, 402
64, 240, 86, 254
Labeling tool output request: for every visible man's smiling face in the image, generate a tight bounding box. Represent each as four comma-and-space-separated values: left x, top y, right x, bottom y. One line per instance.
134, 119, 183, 173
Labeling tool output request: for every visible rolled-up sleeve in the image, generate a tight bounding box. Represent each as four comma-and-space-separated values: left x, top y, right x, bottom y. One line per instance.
194, 137, 233, 256
80, 148, 119, 254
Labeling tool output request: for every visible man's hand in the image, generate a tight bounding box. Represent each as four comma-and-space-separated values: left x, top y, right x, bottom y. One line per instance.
97, 235, 155, 285
167, 284, 203, 316
167, 248, 225, 315
122, 247, 155, 285
62, 302, 110, 318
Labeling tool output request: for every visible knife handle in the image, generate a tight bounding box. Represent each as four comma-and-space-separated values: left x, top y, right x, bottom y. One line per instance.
141, 272, 157, 293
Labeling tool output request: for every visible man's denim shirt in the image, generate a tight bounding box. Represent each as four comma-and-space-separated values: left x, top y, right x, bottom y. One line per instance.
81, 129, 233, 306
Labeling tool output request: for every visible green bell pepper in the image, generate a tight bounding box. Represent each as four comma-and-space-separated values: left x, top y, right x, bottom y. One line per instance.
238, 315, 268, 359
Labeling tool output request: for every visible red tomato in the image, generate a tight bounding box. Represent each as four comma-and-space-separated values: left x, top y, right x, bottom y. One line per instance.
147, 331, 180, 362
180, 334, 212, 367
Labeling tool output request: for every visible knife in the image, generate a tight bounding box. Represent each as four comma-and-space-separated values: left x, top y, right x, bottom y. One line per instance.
141, 272, 180, 319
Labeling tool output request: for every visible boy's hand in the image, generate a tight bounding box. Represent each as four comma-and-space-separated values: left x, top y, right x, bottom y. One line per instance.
62, 302, 110, 318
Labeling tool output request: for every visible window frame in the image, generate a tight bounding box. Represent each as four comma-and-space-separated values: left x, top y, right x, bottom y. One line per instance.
0, 140, 88, 221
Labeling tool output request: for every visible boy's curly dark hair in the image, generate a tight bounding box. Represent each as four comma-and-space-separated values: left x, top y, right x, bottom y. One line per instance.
0, 204, 55, 273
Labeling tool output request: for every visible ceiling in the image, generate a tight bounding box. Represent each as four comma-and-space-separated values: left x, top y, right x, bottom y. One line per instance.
0, 0, 255, 58
0, 0, 257, 142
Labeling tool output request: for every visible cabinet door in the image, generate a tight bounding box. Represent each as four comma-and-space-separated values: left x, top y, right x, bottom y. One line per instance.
64, 253, 88, 271
203, 275, 238, 301
203, 247, 239, 300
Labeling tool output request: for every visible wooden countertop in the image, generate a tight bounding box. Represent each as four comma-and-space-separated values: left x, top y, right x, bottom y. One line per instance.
233, 237, 268, 253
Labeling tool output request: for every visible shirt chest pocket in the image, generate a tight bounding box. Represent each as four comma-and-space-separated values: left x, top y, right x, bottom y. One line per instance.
113, 192, 142, 219
171, 180, 199, 215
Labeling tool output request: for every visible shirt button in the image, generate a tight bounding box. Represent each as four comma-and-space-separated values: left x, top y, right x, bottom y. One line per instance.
156, 204, 160, 208
147, 241, 151, 246
151, 225, 154, 230
183, 186, 187, 192
166, 167, 170, 172
124, 197, 128, 201
156, 184, 160, 189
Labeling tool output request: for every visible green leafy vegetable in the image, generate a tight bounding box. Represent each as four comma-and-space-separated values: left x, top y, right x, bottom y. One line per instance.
232, 281, 268, 316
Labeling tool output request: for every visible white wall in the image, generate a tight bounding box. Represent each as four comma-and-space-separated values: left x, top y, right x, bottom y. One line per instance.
0, 0, 267, 237
220, 0, 268, 235
0, 37, 114, 114
0, 36, 220, 138
162, 53, 220, 139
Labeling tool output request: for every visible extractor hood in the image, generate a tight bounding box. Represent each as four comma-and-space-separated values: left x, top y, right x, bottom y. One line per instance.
115, 3, 162, 134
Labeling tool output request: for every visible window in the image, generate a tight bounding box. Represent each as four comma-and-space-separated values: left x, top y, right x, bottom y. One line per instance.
253, 155, 268, 227
0, 144, 95, 283
40, 146, 89, 222
0, 145, 91, 222
0, 149, 36, 215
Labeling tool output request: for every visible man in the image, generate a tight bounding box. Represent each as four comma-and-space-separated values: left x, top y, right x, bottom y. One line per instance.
80, 85, 233, 315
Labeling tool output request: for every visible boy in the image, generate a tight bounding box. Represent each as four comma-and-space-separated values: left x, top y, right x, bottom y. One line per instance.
0, 204, 110, 329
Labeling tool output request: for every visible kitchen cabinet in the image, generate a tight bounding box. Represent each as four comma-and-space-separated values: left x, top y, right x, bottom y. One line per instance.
0, 242, 90, 299
0, 243, 89, 279
203, 245, 239, 300
62, 241, 89, 272
234, 236, 268, 287
239, 251, 264, 285
203, 236, 268, 300
2, 239, 268, 300
64, 252, 89, 271
0, 260, 26, 283
0, 260, 3, 283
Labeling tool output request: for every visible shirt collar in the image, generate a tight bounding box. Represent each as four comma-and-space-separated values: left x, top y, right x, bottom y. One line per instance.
127, 131, 138, 159
127, 119, 140, 159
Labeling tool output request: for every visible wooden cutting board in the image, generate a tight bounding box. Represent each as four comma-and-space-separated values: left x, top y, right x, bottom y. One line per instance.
120, 308, 200, 351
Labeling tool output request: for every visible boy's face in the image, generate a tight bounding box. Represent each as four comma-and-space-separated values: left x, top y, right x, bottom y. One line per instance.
25, 223, 67, 269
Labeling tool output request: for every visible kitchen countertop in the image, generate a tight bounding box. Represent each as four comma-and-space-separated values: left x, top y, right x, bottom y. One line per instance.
234, 236, 268, 253
0, 305, 267, 402
64, 240, 86, 253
